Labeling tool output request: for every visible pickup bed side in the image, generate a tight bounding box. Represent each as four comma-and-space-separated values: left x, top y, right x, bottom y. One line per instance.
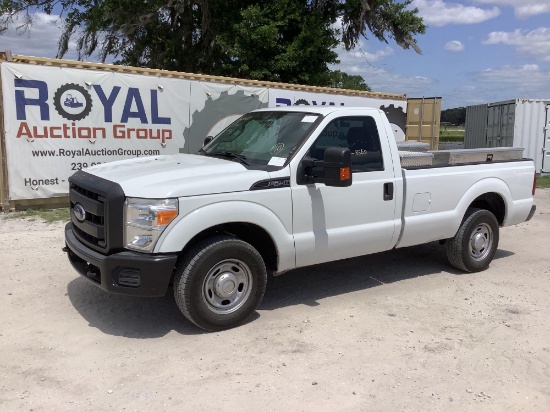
397, 161, 535, 248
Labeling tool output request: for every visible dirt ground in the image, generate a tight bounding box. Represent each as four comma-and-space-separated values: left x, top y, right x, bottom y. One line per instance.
1, 190, 549, 412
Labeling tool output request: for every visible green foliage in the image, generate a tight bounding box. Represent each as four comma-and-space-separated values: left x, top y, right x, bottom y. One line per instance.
0, 0, 426, 86
218, 1, 339, 85
334, 0, 425, 53
441, 107, 466, 126
537, 175, 550, 189
327, 70, 371, 91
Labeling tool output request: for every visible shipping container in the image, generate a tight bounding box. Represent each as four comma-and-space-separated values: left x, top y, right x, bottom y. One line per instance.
464, 99, 550, 173
487, 101, 515, 147
464, 104, 487, 149
405, 97, 442, 149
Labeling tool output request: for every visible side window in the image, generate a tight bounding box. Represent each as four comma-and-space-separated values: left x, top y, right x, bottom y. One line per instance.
308, 116, 384, 172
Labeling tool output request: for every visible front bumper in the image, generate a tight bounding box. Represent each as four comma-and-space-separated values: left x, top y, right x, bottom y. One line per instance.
64, 223, 178, 297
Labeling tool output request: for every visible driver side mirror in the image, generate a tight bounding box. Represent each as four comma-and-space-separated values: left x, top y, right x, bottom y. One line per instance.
203, 136, 214, 147
302, 147, 352, 187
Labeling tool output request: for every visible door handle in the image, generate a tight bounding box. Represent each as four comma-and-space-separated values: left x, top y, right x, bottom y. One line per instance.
384, 182, 394, 201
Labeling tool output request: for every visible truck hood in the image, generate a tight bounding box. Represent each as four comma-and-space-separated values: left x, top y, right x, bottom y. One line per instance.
85, 154, 270, 198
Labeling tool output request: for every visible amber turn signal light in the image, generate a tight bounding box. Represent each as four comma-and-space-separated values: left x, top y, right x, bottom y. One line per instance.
157, 209, 178, 226
340, 167, 351, 181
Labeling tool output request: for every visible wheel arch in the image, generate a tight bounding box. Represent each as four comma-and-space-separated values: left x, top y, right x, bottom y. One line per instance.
467, 192, 506, 225
177, 222, 279, 274
456, 178, 513, 228
156, 201, 295, 273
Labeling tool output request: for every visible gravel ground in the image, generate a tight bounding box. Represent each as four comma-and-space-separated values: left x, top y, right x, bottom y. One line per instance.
1, 190, 549, 412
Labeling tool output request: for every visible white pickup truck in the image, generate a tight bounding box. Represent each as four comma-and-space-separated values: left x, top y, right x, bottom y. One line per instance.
64, 107, 536, 331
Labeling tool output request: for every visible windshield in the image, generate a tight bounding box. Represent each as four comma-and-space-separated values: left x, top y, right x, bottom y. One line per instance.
200, 111, 320, 167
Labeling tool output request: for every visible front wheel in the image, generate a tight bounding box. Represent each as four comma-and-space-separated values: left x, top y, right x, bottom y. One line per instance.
446, 208, 499, 272
173, 235, 267, 331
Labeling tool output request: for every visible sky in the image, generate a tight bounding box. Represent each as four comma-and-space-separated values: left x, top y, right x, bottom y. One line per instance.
333, 0, 550, 108
2, 0, 550, 109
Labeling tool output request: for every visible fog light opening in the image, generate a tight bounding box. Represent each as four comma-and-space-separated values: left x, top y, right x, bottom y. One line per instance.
117, 268, 142, 288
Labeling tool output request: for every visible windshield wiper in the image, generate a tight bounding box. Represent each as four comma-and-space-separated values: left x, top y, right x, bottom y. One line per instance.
209, 151, 250, 166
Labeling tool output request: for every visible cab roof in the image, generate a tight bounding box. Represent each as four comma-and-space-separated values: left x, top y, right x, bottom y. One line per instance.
252, 106, 381, 116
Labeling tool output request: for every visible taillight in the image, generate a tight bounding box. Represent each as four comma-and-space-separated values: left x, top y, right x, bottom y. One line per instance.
533, 172, 537, 196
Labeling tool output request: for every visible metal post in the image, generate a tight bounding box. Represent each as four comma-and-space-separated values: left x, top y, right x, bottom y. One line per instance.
431, 97, 436, 149
419, 96, 424, 142
0, 61, 9, 210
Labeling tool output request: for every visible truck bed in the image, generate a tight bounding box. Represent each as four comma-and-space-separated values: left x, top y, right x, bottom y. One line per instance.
396, 159, 535, 248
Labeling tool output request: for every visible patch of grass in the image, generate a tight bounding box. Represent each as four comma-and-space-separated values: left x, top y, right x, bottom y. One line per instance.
440, 128, 465, 142
537, 175, 550, 189
3, 208, 70, 223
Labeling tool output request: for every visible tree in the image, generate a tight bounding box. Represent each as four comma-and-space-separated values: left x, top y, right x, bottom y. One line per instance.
441, 107, 466, 126
217, 1, 339, 85
310, 0, 425, 54
0, 0, 425, 86
327, 70, 371, 91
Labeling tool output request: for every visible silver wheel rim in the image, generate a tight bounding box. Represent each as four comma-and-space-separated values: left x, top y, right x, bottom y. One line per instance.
202, 259, 253, 314
469, 222, 493, 261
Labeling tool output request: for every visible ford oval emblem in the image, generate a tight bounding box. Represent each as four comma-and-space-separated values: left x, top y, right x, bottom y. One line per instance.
73, 203, 86, 222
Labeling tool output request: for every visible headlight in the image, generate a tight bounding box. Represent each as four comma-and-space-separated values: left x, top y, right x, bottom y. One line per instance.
124, 198, 178, 252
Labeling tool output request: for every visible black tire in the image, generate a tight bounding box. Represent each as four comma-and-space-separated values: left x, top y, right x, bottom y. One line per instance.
173, 235, 267, 331
446, 208, 499, 273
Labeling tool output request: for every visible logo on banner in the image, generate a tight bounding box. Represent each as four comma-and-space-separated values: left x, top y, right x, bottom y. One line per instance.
275, 97, 346, 107
53, 84, 93, 121
13, 79, 174, 144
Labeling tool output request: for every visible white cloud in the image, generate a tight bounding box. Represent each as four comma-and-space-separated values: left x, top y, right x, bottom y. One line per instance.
444, 40, 465, 52
483, 28, 550, 62
333, 38, 435, 96
333, 41, 395, 72
363, 67, 434, 95
473, 0, 550, 19
443, 86, 489, 109
410, 0, 500, 27
1, 12, 78, 60
345, 47, 395, 67
476, 64, 550, 94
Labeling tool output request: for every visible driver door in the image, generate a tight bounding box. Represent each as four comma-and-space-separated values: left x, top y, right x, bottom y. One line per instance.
291, 115, 399, 267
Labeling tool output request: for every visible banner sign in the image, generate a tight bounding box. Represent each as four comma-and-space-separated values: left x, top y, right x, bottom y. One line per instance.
184, 82, 269, 154
1, 63, 191, 200
1, 62, 407, 200
269, 89, 408, 141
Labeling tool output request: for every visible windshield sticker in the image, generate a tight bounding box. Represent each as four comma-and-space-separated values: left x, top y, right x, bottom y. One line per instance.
270, 143, 285, 155
301, 115, 317, 123
268, 157, 286, 166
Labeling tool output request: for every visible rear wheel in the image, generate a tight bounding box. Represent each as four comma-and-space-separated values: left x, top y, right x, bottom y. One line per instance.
446, 208, 499, 272
173, 235, 267, 331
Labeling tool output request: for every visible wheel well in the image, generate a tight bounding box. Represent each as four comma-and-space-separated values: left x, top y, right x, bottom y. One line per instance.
180, 223, 278, 272
468, 193, 505, 225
